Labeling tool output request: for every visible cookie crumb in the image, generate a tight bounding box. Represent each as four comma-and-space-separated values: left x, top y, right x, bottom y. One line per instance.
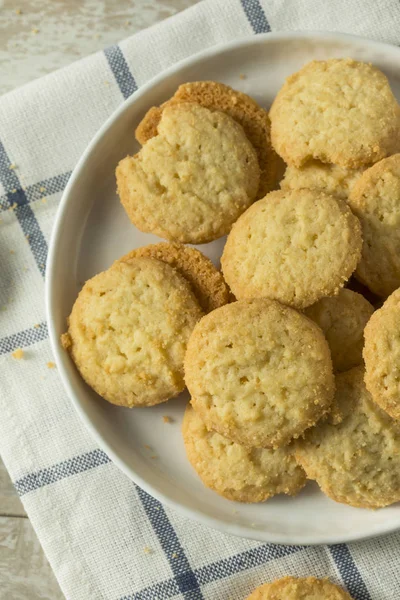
9, 163, 17, 169
41, 197, 47, 204
150, 455, 158, 460
171, 552, 178, 559
15, 8, 22, 15
104, 80, 110, 86
12, 348, 24, 360
9, 249, 15, 254
34, 323, 40, 329
39, 186, 46, 193
125, 20, 131, 25
143, 546, 153, 554
144, 444, 151, 450
11, 188, 16, 194
47, 361, 56, 369
163, 416, 172, 423
239, 73, 246, 80
31, 28, 39, 34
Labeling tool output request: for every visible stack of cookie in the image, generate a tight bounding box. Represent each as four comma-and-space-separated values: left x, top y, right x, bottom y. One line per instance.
63, 58, 400, 510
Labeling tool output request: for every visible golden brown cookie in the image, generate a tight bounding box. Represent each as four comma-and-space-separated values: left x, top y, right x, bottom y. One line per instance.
270, 59, 400, 168
118, 242, 230, 314
296, 366, 400, 508
281, 160, 363, 201
348, 153, 400, 297
364, 288, 400, 419
246, 577, 353, 599
117, 103, 259, 244
304, 289, 374, 372
61, 258, 203, 407
221, 189, 362, 309
135, 80, 284, 198
185, 299, 334, 449
182, 404, 306, 502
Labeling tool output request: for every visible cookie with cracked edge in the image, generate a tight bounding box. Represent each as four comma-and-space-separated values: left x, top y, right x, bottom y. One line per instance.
182, 404, 306, 502
135, 80, 284, 198
117, 103, 259, 244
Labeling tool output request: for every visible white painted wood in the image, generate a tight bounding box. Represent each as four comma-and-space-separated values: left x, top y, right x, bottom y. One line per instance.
0, 1, 197, 596
0, 0, 198, 95
0, 516, 64, 599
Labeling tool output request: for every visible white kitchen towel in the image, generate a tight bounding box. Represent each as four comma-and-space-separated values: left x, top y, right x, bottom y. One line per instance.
1, 1, 400, 599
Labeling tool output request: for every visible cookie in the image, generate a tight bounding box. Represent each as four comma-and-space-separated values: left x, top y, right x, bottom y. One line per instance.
182, 404, 306, 502
296, 367, 400, 508
246, 577, 353, 600
270, 58, 400, 168
304, 289, 374, 372
118, 242, 230, 314
61, 258, 203, 407
185, 299, 334, 449
135, 80, 284, 198
281, 160, 363, 201
221, 189, 362, 309
364, 288, 400, 420
117, 103, 259, 244
348, 154, 400, 297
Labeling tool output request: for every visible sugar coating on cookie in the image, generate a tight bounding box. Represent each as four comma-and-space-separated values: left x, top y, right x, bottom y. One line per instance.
296, 367, 400, 509
182, 405, 306, 502
118, 242, 230, 314
364, 288, 400, 420
281, 160, 363, 201
117, 103, 259, 244
221, 189, 362, 309
270, 58, 400, 168
135, 80, 284, 198
185, 299, 334, 449
348, 153, 400, 297
304, 289, 374, 373
246, 576, 353, 600
61, 258, 203, 407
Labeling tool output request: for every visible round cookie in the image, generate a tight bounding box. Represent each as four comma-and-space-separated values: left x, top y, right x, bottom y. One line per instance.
281, 160, 363, 201
295, 366, 400, 508
246, 577, 353, 600
270, 58, 400, 168
118, 242, 230, 314
304, 289, 374, 372
348, 153, 400, 297
182, 404, 306, 502
185, 299, 334, 449
135, 80, 284, 198
117, 103, 259, 244
364, 288, 400, 420
61, 258, 203, 407
221, 189, 362, 309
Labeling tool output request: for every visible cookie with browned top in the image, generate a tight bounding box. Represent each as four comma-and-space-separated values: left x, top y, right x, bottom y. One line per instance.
61, 258, 203, 407
118, 242, 230, 313
221, 189, 362, 309
182, 405, 306, 502
135, 80, 284, 197
296, 366, 400, 508
270, 58, 400, 168
185, 299, 334, 449
117, 103, 259, 244
246, 577, 353, 599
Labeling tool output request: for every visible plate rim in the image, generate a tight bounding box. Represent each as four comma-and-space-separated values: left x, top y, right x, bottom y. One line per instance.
46, 30, 400, 546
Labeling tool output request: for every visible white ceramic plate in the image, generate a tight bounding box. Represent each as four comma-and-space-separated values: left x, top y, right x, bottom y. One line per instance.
46, 31, 400, 546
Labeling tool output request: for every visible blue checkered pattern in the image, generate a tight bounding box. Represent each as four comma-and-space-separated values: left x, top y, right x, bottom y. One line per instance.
1, 1, 400, 598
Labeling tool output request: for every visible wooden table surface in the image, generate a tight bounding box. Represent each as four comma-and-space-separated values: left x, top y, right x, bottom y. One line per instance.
0, 1, 197, 598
